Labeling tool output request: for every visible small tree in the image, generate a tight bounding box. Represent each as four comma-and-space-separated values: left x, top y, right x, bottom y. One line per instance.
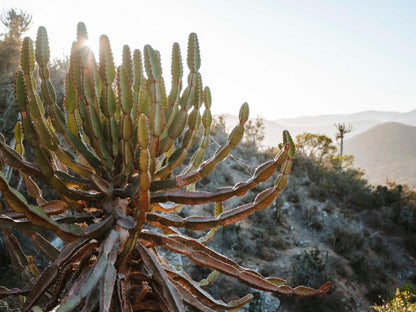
244, 115, 265, 146
211, 113, 226, 134
295, 132, 337, 165
0, 9, 32, 80
0, 9, 32, 140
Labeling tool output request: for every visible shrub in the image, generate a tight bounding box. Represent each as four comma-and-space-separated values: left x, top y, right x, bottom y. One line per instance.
326, 220, 365, 259
291, 248, 328, 288
372, 288, 416, 311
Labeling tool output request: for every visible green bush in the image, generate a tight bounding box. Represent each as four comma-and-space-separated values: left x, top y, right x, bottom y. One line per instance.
372, 288, 416, 311
291, 249, 328, 288
326, 220, 365, 259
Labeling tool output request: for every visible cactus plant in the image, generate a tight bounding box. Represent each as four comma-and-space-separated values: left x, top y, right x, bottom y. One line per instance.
0, 23, 331, 311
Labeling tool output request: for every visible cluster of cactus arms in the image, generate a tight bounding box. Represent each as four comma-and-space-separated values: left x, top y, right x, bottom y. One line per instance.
0, 23, 331, 311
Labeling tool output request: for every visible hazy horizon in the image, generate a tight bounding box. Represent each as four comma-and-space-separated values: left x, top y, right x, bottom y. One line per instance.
217, 107, 415, 121
2, 0, 416, 119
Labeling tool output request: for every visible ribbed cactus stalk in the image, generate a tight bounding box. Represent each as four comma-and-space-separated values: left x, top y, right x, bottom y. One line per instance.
0, 23, 331, 311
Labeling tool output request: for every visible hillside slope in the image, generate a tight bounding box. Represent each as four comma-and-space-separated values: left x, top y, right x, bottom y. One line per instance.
344, 122, 416, 187
179, 133, 416, 312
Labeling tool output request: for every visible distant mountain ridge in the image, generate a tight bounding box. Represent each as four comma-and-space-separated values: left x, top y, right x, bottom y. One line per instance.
220, 109, 416, 148
273, 109, 416, 144
274, 110, 416, 127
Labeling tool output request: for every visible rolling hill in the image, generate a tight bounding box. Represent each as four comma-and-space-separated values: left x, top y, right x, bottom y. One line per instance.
221, 109, 416, 148
344, 122, 416, 187
273, 109, 416, 141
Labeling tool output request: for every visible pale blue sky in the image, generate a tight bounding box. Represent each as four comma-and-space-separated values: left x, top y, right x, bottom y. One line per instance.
2, 0, 415, 119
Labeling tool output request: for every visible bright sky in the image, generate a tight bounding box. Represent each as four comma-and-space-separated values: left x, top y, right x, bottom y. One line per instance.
2, 0, 416, 119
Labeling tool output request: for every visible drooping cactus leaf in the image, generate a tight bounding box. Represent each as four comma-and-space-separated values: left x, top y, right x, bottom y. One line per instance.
140, 231, 328, 297
169, 281, 217, 312
31, 233, 61, 260
136, 242, 185, 311
55, 232, 118, 312
158, 146, 288, 198
22, 264, 59, 311
164, 266, 252, 310
3, 231, 34, 284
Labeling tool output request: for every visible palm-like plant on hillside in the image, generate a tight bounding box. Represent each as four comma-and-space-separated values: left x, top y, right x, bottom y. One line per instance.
335, 122, 353, 156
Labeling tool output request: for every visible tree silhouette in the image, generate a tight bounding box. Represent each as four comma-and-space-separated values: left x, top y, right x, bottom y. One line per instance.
334, 123, 353, 156
244, 115, 265, 146
0, 9, 32, 80
0, 9, 32, 140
